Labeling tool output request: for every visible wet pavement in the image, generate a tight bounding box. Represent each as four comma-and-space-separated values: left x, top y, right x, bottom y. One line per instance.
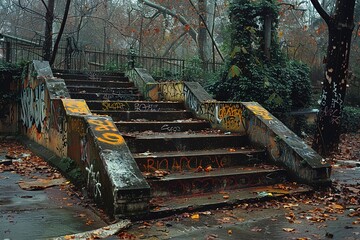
1, 137, 360, 240
117, 166, 360, 240
0, 138, 107, 240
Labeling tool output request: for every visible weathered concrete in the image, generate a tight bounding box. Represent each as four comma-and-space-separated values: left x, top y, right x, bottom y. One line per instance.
19, 61, 150, 217
127, 68, 332, 186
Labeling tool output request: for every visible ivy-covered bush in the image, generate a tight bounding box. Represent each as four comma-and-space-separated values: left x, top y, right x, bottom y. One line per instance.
341, 106, 360, 133
182, 56, 204, 82
208, 0, 312, 117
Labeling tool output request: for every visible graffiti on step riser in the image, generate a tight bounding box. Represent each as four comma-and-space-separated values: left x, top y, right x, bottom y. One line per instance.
85, 163, 102, 199
134, 103, 159, 111
143, 155, 228, 172
153, 174, 269, 196
102, 102, 129, 111
160, 124, 181, 132
88, 118, 125, 145
160, 83, 184, 101
21, 83, 46, 132
247, 104, 273, 120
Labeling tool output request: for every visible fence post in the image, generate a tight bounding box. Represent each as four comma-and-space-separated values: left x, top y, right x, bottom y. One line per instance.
5, 41, 11, 63
128, 46, 135, 70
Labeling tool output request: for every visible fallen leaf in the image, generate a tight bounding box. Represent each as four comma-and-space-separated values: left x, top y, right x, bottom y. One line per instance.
283, 228, 295, 232
205, 165, 213, 172
191, 213, 200, 219
251, 227, 262, 232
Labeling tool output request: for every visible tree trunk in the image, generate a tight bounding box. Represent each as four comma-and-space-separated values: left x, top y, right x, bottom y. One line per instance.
311, 0, 355, 155
198, 0, 208, 70
50, 0, 71, 66
43, 0, 55, 61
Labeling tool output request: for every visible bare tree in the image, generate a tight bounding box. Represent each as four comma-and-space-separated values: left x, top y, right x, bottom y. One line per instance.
311, 0, 356, 155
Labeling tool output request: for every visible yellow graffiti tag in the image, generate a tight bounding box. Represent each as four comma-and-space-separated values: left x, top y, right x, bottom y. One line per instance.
62, 99, 91, 115
87, 118, 124, 145
88, 119, 117, 132
247, 105, 273, 120
102, 102, 128, 111
218, 105, 242, 119
97, 132, 125, 145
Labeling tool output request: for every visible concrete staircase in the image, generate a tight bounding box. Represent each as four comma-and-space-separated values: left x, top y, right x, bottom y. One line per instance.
54, 70, 314, 215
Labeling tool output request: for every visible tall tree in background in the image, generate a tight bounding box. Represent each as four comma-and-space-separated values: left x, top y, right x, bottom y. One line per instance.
137, 0, 224, 64
42, 0, 55, 62
311, 0, 356, 155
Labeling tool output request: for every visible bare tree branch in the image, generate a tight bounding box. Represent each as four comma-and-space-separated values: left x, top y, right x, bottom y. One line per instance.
138, 0, 198, 43
310, 0, 331, 26
50, 0, 71, 65
188, 0, 224, 61
161, 31, 187, 57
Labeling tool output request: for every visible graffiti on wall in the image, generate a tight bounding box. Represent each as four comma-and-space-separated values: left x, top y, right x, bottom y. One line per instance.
215, 104, 244, 132
50, 101, 68, 156
246, 104, 273, 121
80, 135, 90, 163
88, 117, 125, 145
160, 83, 184, 101
85, 163, 102, 199
62, 99, 91, 115
21, 83, 47, 132
184, 85, 200, 114
197, 103, 244, 132
184, 85, 245, 132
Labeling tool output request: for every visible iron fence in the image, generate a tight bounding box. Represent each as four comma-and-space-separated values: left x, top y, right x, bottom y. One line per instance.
1, 33, 223, 79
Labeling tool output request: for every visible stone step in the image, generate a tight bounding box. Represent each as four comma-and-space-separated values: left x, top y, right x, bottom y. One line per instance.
123, 132, 249, 152
146, 166, 288, 197
54, 73, 128, 81
69, 92, 141, 101
64, 79, 134, 88
149, 183, 312, 215
86, 100, 185, 111
91, 110, 193, 121
53, 69, 126, 77
133, 147, 266, 172
66, 85, 139, 94
115, 120, 211, 132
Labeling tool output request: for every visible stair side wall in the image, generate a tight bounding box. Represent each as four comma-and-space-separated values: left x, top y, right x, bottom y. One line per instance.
20, 60, 150, 217
242, 102, 331, 185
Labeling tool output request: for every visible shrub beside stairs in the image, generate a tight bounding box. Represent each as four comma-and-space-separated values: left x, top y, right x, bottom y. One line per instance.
22, 61, 331, 219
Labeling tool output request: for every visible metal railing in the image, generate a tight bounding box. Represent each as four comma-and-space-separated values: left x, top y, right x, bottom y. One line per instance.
1, 33, 223, 79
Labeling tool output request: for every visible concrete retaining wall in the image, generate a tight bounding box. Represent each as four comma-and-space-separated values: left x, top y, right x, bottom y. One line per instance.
20, 61, 150, 217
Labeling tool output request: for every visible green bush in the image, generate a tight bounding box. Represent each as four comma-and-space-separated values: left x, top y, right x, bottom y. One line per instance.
182, 56, 204, 82
208, 0, 312, 118
341, 106, 360, 133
